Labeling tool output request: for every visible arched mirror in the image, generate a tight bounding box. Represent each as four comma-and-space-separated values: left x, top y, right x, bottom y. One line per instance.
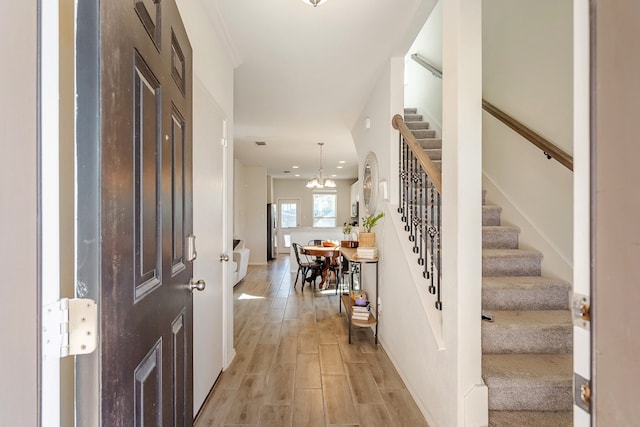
362, 152, 379, 216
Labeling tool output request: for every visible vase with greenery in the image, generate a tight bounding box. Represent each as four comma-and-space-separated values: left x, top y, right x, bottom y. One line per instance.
342, 222, 353, 240
359, 212, 384, 247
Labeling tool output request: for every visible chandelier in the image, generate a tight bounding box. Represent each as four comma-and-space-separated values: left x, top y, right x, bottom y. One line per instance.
306, 142, 336, 189
301, 0, 328, 7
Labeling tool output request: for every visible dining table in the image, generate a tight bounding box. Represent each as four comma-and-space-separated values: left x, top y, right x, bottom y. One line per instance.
302, 245, 340, 289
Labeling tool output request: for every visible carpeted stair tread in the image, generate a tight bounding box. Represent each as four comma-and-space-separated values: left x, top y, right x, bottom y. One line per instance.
411, 128, 437, 139
488, 410, 572, 427
406, 121, 431, 130
417, 138, 442, 149
483, 225, 520, 249
482, 310, 572, 353
404, 108, 422, 122
483, 276, 571, 310
424, 148, 442, 160
483, 353, 573, 411
482, 205, 502, 226
483, 249, 542, 276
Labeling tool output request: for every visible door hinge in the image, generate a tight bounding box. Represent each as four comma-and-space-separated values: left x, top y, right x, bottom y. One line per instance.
43, 298, 97, 360
574, 372, 591, 413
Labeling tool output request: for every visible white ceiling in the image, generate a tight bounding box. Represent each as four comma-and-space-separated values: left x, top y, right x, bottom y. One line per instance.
212, 0, 429, 179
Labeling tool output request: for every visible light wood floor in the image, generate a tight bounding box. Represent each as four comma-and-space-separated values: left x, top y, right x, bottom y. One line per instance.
194, 255, 429, 427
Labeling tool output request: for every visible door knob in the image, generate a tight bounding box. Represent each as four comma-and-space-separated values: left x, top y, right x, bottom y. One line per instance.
220, 253, 230, 262
189, 279, 206, 292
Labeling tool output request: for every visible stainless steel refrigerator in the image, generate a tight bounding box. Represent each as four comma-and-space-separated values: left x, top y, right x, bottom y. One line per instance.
267, 203, 277, 260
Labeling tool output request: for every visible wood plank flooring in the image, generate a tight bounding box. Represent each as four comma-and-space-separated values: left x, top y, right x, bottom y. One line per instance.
195, 255, 429, 427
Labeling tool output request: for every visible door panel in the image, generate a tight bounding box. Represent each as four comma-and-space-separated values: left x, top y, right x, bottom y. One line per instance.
134, 339, 163, 425
171, 107, 186, 275
134, 51, 163, 301
76, 0, 193, 424
172, 311, 187, 426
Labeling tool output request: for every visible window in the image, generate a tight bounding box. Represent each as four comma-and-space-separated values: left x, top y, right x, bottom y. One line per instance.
279, 200, 299, 228
313, 193, 337, 227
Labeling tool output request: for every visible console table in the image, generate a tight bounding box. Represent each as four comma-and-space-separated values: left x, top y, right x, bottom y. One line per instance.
339, 247, 379, 344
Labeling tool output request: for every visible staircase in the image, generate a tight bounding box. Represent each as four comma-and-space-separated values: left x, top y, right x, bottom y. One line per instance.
403, 108, 574, 426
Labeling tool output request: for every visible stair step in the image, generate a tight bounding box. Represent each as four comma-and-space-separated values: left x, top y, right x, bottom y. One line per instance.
483, 353, 573, 411
483, 249, 542, 276
406, 121, 430, 130
411, 128, 437, 139
483, 276, 571, 310
416, 138, 442, 149
488, 410, 572, 427
483, 225, 520, 249
424, 148, 441, 161
482, 205, 502, 226
482, 310, 573, 354
404, 107, 418, 115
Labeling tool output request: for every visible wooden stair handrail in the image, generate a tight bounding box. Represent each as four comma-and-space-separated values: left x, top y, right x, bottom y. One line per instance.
410, 53, 574, 172
481, 100, 573, 171
392, 114, 443, 195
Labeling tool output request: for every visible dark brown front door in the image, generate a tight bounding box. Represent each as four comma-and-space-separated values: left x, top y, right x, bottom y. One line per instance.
75, 0, 193, 425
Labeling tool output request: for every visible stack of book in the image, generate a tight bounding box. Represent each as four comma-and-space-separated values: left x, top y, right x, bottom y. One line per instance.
352, 302, 370, 321
356, 247, 378, 259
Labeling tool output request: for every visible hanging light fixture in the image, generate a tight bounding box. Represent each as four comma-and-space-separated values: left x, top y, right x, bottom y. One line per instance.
306, 142, 336, 189
301, 0, 328, 7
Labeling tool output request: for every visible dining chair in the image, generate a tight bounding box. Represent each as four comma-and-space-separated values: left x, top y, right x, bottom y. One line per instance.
326, 250, 342, 294
307, 239, 323, 263
292, 242, 322, 291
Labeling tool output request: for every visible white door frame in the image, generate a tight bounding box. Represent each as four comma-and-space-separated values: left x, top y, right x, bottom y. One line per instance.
40, 1, 62, 425
573, 0, 591, 425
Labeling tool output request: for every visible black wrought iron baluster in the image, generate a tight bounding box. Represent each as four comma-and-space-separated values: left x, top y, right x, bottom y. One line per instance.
411, 157, 421, 254
405, 150, 414, 232
435, 192, 442, 310
402, 141, 409, 224
398, 134, 404, 214
418, 172, 425, 264
427, 184, 436, 294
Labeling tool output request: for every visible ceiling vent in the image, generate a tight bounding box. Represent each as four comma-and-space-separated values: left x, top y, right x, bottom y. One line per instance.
255, 141, 267, 146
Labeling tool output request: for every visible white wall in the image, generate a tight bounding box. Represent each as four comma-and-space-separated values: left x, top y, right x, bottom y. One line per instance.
243, 165, 268, 265
0, 2, 38, 426
405, 0, 443, 136
234, 159, 247, 239
351, 57, 455, 425
482, 0, 574, 281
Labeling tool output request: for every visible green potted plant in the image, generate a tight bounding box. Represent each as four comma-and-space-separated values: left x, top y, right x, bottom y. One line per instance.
359, 212, 384, 247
